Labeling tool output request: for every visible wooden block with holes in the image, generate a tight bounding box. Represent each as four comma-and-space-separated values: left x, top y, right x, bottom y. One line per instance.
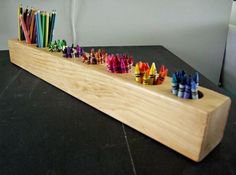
8, 39, 231, 162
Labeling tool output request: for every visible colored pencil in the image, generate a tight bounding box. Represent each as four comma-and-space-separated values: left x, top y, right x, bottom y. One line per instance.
17, 4, 22, 41
45, 12, 49, 47
19, 14, 31, 44
35, 11, 41, 47
26, 9, 30, 31
49, 11, 56, 44
41, 12, 45, 47
29, 9, 35, 42
48, 13, 52, 44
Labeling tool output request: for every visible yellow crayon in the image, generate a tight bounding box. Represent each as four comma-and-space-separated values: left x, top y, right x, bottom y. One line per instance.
143, 71, 149, 85
135, 63, 141, 83
149, 62, 156, 85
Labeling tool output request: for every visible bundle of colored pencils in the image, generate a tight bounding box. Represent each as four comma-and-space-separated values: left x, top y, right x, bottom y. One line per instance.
134, 62, 168, 85
171, 71, 199, 99
106, 54, 133, 73
17, 4, 56, 48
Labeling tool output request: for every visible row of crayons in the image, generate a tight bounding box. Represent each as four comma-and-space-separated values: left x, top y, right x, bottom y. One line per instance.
46, 40, 200, 100
172, 71, 199, 99
135, 62, 168, 85
49, 40, 134, 73
17, 5, 56, 47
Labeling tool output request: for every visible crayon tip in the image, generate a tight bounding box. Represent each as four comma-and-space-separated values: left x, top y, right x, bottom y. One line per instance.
150, 62, 156, 75
172, 73, 177, 83
195, 72, 199, 83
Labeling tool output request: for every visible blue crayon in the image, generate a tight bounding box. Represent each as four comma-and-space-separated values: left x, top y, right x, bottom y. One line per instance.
177, 77, 185, 98
183, 77, 191, 99
172, 73, 178, 96
191, 80, 199, 99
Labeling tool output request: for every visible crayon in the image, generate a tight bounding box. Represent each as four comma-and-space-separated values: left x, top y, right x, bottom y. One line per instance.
191, 80, 199, 99
71, 47, 76, 58
67, 46, 72, 58
75, 44, 81, 57
171, 73, 178, 96
106, 55, 113, 71
138, 62, 149, 83
135, 63, 141, 83
91, 56, 97, 64
183, 77, 191, 99
177, 77, 185, 98
157, 65, 168, 85
143, 71, 149, 85
112, 56, 119, 72
120, 59, 126, 73
149, 62, 156, 85
82, 53, 88, 62
194, 72, 199, 87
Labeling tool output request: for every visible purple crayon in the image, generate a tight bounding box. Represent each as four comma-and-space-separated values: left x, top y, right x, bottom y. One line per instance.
67, 46, 72, 58
75, 44, 83, 57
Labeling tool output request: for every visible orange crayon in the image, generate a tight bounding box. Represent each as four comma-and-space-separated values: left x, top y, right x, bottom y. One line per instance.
157, 65, 168, 85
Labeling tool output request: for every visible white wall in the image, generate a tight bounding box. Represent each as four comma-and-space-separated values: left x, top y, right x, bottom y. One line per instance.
223, 24, 236, 97
230, 1, 236, 25
223, 2, 236, 97
0, 0, 233, 85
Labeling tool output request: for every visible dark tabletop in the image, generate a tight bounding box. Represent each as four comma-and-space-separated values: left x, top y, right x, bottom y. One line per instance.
0, 46, 235, 175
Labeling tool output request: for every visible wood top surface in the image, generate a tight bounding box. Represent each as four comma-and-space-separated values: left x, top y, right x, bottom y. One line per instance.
9, 39, 231, 114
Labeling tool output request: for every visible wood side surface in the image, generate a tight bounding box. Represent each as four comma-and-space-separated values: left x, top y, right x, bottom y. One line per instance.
8, 39, 231, 161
